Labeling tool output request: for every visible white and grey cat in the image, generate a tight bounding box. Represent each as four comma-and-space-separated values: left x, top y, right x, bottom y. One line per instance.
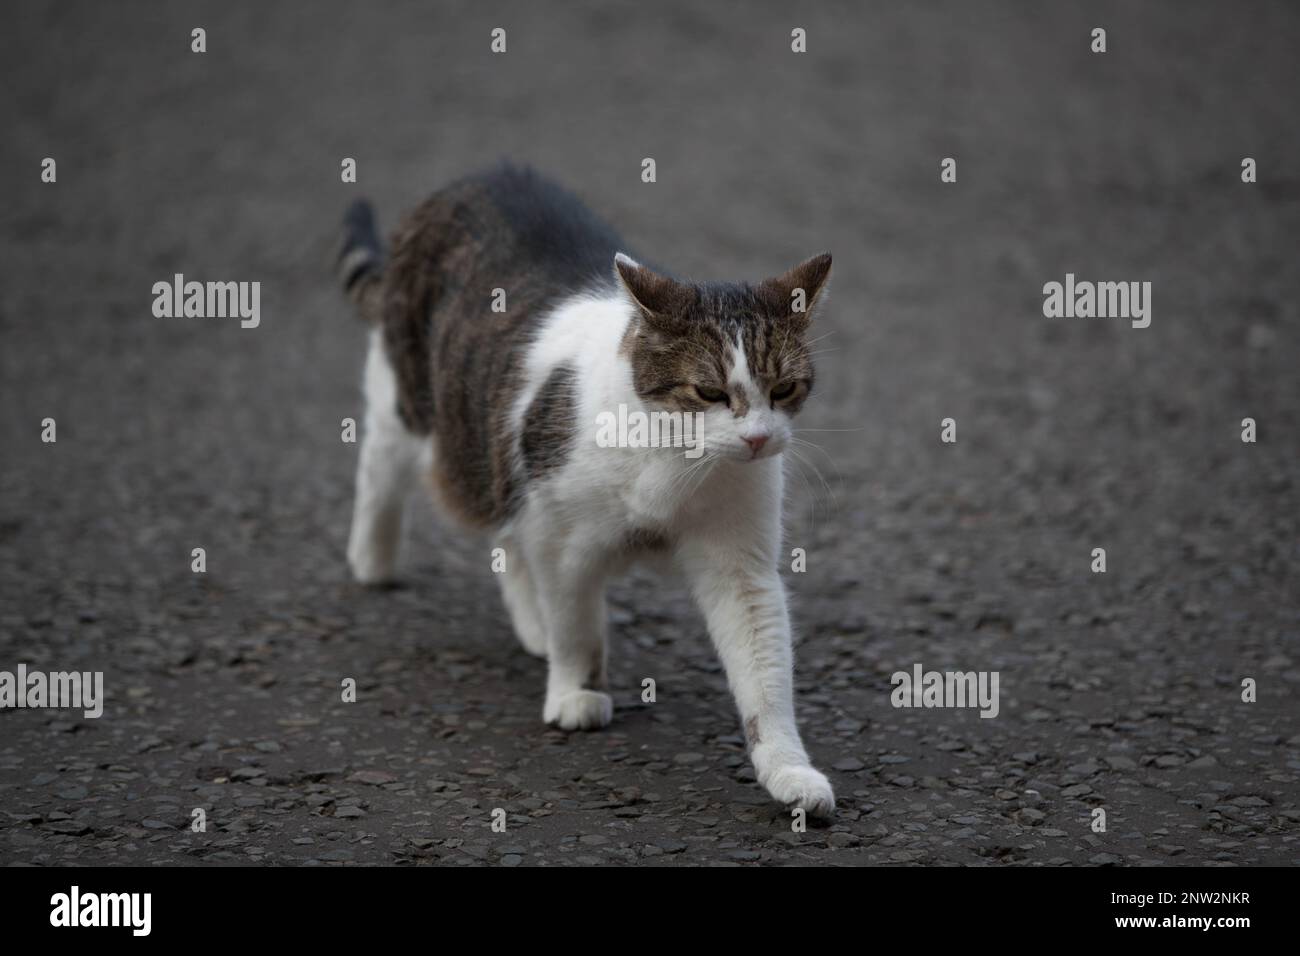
336, 164, 835, 815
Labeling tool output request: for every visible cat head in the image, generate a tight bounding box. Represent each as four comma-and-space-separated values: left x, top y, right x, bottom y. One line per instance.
614, 252, 832, 462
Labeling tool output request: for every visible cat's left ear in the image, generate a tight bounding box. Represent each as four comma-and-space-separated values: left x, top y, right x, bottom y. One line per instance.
760, 253, 832, 324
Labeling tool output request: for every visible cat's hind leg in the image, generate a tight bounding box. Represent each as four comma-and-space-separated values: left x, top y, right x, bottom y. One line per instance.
519, 525, 612, 730
495, 533, 548, 658
541, 571, 612, 730
347, 329, 424, 584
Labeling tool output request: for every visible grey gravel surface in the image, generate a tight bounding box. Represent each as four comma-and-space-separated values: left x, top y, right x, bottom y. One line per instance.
1, 1, 1298, 866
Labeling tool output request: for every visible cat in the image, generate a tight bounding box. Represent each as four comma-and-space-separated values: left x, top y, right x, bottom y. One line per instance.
336, 163, 835, 815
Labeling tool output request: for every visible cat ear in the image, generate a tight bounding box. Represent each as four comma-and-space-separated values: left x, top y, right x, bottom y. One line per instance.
760, 253, 832, 323
614, 253, 691, 324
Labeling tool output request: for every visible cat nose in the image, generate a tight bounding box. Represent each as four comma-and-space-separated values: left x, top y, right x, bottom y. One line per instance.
745, 435, 769, 455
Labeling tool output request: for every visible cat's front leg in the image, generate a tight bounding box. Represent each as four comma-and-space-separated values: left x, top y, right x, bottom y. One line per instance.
679, 539, 835, 817
523, 534, 613, 731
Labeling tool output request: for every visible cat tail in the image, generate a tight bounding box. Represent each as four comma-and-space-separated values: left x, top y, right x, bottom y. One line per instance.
336, 199, 384, 322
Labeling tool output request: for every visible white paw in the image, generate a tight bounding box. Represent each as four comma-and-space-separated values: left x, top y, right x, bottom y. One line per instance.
764, 764, 835, 817
512, 629, 548, 658
511, 618, 548, 659
347, 543, 395, 585
496, 566, 548, 657
544, 689, 613, 731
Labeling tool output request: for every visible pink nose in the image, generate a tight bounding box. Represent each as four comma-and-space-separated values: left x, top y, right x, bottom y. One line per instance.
745, 435, 769, 455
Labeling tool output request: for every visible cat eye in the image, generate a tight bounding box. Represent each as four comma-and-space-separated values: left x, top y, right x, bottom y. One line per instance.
694, 385, 729, 404
771, 381, 798, 402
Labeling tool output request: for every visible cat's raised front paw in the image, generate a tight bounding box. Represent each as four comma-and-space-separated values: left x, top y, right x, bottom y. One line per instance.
544, 689, 613, 731
764, 764, 835, 817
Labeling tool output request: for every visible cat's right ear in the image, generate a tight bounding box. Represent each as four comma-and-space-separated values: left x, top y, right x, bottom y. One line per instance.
614, 253, 690, 326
